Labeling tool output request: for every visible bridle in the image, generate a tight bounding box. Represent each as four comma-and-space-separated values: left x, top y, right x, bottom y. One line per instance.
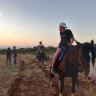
72, 56, 83, 72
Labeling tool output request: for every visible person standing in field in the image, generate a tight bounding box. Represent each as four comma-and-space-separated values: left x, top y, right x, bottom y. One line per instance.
12, 46, 17, 66
6, 47, 11, 65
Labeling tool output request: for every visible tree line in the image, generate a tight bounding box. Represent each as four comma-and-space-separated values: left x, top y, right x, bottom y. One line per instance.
0, 46, 56, 54
0, 44, 96, 55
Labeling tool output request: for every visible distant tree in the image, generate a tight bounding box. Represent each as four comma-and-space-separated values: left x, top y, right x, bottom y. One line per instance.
0, 46, 57, 54
45, 46, 56, 53
32, 46, 38, 52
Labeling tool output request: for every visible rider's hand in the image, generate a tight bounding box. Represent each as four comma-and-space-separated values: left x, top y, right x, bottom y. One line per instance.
67, 43, 72, 46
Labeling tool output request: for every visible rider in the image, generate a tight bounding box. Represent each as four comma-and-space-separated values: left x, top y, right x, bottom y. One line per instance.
51, 22, 75, 74
37, 41, 45, 56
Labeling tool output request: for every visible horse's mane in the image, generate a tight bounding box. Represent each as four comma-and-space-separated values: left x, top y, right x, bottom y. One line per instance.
82, 42, 96, 62
82, 42, 95, 52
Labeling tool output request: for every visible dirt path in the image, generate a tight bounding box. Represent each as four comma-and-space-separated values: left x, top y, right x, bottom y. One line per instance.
7, 55, 96, 96
7, 59, 56, 96
8, 60, 26, 96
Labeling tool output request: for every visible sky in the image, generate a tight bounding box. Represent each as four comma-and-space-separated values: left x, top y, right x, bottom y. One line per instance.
0, 0, 96, 48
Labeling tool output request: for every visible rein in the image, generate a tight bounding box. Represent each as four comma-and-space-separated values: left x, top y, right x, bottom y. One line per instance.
72, 42, 84, 72
72, 56, 83, 72
72, 39, 83, 71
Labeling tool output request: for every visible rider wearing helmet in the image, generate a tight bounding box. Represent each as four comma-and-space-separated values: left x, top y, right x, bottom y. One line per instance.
51, 22, 75, 74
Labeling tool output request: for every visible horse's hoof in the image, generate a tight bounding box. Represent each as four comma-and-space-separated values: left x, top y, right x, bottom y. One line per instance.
59, 93, 63, 96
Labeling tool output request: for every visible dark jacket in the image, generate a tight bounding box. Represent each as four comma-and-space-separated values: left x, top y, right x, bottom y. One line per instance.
12, 49, 17, 57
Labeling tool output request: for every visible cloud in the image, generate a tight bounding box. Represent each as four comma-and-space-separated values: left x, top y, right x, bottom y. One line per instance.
0, 12, 3, 16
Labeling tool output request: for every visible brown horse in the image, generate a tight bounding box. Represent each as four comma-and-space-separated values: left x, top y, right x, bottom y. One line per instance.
37, 48, 46, 68
50, 40, 96, 96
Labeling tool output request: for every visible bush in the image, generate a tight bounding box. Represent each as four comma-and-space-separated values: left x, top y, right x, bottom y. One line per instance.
17, 46, 38, 53
45, 46, 56, 53
0, 46, 56, 54
0, 49, 6, 55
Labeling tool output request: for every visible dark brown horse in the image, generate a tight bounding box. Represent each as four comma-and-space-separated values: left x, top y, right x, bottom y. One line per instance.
37, 48, 46, 68
50, 40, 96, 96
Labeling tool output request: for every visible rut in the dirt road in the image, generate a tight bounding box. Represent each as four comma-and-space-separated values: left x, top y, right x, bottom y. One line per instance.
38, 62, 59, 96
8, 60, 25, 96
22, 59, 56, 96
7, 59, 56, 96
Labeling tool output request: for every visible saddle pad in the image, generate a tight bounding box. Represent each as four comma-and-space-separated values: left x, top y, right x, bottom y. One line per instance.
59, 47, 68, 62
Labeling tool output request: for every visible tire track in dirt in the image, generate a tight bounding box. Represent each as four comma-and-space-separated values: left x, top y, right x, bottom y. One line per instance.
29, 59, 57, 96
7, 59, 56, 96
33, 59, 59, 96
42, 66, 59, 96
8, 60, 25, 96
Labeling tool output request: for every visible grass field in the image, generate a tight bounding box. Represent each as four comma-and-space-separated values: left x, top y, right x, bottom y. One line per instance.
0, 54, 96, 96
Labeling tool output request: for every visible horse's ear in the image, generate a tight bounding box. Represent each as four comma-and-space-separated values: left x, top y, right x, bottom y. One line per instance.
90, 40, 94, 46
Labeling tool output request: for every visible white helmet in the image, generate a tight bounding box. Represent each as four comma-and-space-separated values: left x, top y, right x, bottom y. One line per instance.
59, 22, 67, 28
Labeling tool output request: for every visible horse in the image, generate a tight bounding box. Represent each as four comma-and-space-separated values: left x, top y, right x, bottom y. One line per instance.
37, 48, 46, 68
50, 40, 96, 96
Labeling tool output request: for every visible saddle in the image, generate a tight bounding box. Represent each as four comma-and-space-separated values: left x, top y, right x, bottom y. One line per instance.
59, 46, 68, 62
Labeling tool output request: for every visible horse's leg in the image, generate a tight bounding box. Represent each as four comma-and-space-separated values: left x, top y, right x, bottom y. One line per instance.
39, 59, 41, 66
42, 54, 45, 68
58, 76, 61, 90
59, 74, 64, 96
76, 76, 79, 87
58, 75, 62, 90
71, 76, 77, 96
50, 73, 54, 86
41, 60, 44, 68
39, 59, 40, 63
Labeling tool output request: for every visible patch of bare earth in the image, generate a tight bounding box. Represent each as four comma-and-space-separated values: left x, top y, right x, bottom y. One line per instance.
3, 54, 96, 96
0, 55, 20, 96
7, 54, 56, 96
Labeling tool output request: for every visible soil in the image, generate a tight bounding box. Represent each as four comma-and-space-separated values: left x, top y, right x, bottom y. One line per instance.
5, 54, 96, 96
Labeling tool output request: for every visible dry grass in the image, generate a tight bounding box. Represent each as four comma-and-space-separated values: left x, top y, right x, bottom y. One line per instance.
0, 55, 21, 96
0, 53, 96, 96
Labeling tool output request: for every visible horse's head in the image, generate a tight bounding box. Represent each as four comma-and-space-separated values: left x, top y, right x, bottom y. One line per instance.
76, 40, 96, 83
